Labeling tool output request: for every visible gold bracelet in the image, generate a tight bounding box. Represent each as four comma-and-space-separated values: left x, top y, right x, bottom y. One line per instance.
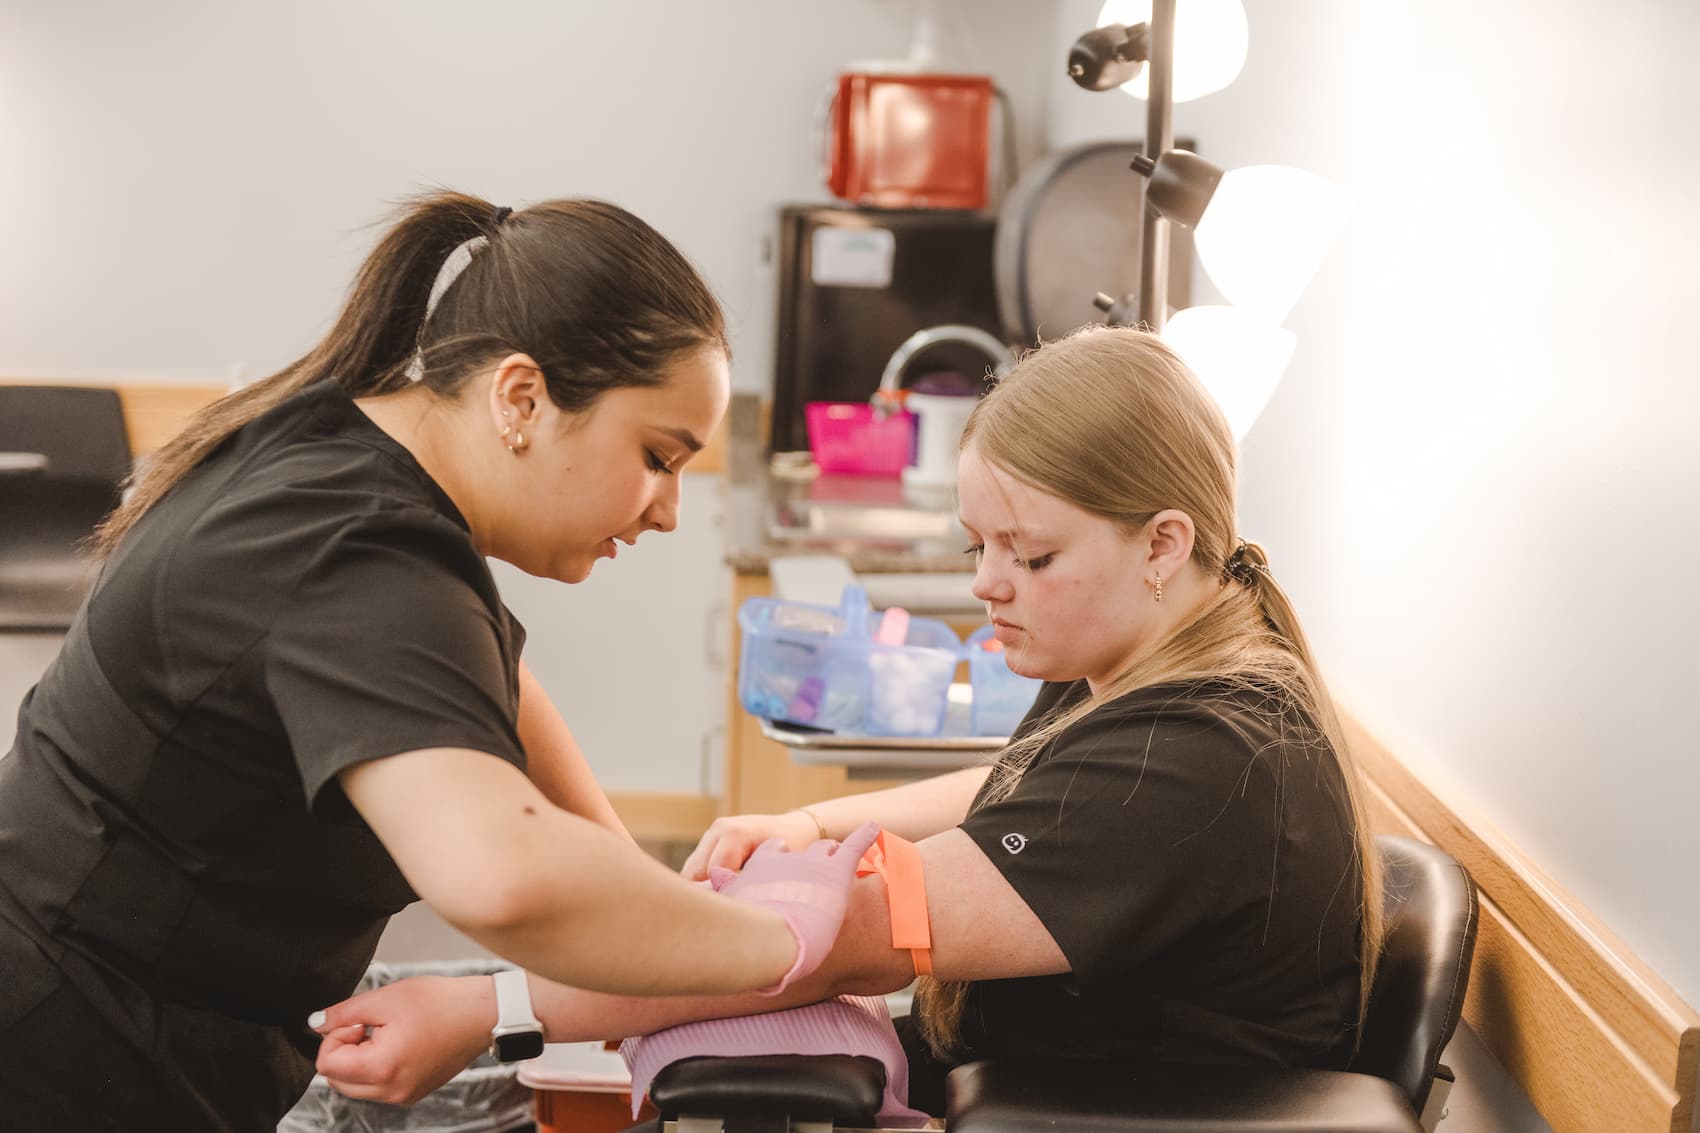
793, 806, 828, 842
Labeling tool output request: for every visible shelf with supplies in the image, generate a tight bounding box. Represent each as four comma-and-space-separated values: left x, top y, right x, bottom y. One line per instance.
718, 395, 1008, 814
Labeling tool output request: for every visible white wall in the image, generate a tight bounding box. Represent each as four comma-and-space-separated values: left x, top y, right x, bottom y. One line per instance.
1047, 0, 1700, 1010
0, 0, 1050, 395
0, 0, 1053, 792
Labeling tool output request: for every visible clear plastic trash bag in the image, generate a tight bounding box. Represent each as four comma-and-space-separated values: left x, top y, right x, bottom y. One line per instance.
277, 959, 534, 1133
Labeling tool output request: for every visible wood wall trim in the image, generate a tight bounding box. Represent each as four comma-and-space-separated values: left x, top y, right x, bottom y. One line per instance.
114, 383, 227, 456
1, 376, 733, 474
1346, 713, 1699, 1133
606, 791, 719, 845
0, 377, 227, 458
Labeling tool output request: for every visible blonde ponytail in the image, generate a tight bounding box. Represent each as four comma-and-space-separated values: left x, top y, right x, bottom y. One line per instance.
917, 327, 1383, 1060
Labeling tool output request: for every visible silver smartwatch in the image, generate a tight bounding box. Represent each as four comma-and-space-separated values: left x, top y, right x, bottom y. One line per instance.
488, 968, 545, 1063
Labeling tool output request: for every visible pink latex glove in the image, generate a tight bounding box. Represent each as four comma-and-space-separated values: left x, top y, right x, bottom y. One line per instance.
709, 820, 881, 996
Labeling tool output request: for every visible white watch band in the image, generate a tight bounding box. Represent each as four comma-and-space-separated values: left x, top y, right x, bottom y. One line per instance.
492, 968, 542, 1031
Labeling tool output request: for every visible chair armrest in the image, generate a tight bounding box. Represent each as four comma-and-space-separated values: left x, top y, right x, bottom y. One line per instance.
648, 1054, 885, 1126
947, 1059, 1424, 1133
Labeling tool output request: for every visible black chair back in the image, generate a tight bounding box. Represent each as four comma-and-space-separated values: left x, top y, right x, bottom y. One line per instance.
0, 386, 132, 485
0, 386, 130, 630
1352, 835, 1479, 1112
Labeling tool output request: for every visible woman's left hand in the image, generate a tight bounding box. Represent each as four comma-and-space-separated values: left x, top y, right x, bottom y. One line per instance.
309, 975, 494, 1104
680, 810, 822, 881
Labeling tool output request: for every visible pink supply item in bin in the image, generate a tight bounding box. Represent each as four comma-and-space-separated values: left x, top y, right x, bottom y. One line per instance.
738, 585, 961, 737
805, 402, 915, 476
736, 590, 865, 731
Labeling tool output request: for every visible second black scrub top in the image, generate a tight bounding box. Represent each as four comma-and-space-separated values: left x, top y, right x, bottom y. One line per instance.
0, 381, 527, 1129
952, 677, 1364, 1072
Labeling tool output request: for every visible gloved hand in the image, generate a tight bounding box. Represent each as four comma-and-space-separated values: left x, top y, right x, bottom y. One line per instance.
710, 821, 881, 995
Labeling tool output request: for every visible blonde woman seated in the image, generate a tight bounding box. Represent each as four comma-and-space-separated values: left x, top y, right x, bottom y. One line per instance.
310, 326, 1383, 1118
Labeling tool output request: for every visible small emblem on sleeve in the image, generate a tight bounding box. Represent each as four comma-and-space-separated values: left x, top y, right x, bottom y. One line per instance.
1001, 832, 1028, 855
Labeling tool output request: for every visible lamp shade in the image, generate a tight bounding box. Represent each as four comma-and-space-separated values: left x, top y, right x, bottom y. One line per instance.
1096, 0, 1249, 102
1162, 305, 1295, 440
1193, 164, 1351, 324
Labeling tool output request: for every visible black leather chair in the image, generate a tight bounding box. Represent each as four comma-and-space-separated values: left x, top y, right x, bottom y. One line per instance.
645, 836, 1478, 1133
0, 386, 131, 631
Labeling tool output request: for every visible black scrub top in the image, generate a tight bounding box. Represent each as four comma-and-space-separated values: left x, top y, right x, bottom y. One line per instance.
952, 677, 1364, 1072
0, 381, 527, 1129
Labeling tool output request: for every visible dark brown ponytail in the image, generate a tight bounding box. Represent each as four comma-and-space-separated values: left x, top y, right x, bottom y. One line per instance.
94, 191, 726, 555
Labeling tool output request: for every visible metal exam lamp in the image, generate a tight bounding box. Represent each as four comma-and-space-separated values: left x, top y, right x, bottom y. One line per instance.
1136, 149, 1351, 325
1068, 0, 1346, 437
1078, 0, 1249, 103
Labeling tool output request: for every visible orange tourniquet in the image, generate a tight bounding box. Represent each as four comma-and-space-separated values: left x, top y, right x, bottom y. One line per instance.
855, 830, 933, 976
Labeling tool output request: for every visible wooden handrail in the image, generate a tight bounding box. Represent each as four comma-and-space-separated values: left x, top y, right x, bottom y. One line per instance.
0, 377, 735, 472
0, 377, 227, 458
1347, 712, 1699, 1133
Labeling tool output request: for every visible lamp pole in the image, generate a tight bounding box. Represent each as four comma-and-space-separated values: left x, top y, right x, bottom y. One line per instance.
1138, 0, 1176, 331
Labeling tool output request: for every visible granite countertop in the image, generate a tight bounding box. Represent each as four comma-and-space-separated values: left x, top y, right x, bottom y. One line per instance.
722, 393, 973, 576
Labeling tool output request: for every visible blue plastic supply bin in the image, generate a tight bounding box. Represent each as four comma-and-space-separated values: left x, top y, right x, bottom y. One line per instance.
965, 624, 1043, 737
737, 584, 961, 737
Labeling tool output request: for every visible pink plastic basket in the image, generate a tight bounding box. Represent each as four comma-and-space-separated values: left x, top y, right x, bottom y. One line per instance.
805, 403, 915, 476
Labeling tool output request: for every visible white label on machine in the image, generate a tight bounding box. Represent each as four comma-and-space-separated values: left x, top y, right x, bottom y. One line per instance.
810, 226, 895, 288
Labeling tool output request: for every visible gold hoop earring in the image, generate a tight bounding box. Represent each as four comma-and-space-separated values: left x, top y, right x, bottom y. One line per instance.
1152, 573, 1164, 604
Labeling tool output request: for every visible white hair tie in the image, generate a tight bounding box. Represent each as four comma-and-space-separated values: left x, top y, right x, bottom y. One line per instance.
405, 234, 490, 381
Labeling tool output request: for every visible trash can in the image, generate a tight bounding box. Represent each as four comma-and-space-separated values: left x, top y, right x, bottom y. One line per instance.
518, 1041, 657, 1133
279, 959, 535, 1133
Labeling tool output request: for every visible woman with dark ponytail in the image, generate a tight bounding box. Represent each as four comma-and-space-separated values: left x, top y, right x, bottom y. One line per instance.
310, 324, 1384, 1118
0, 192, 876, 1128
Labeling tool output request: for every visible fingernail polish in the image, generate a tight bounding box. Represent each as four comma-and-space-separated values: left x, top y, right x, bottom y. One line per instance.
307, 1009, 326, 1029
